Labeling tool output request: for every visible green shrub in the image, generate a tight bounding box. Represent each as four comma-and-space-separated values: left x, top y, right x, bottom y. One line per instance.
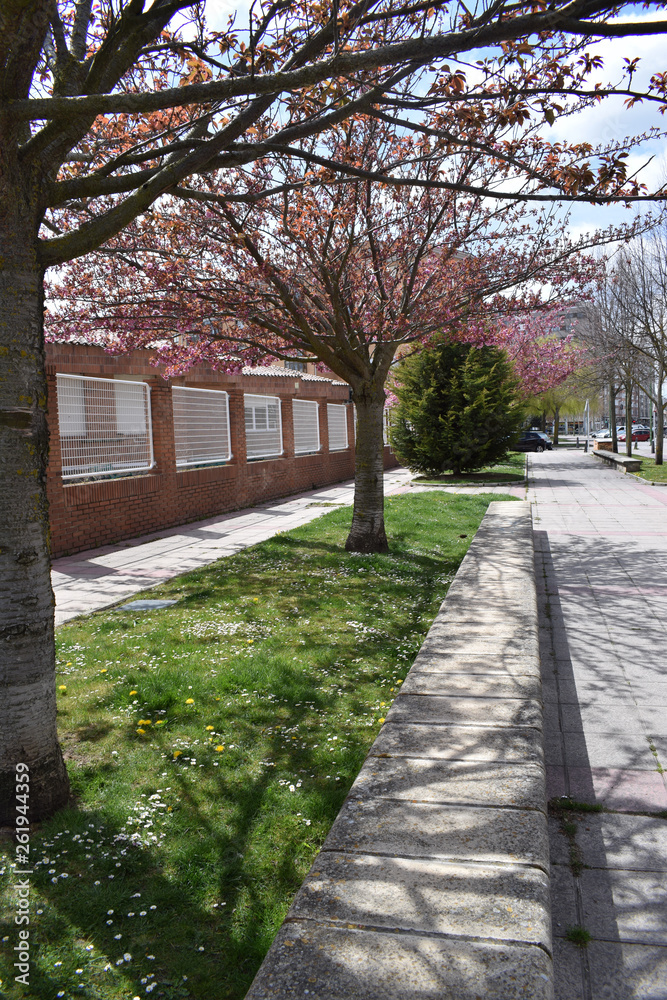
390, 337, 524, 476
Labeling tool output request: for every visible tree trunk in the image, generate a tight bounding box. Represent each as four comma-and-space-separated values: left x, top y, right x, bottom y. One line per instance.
610, 382, 618, 454
625, 383, 632, 456
0, 234, 70, 824
657, 402, 665, 465
345, 383, 388, 554
552, 407, 560, 446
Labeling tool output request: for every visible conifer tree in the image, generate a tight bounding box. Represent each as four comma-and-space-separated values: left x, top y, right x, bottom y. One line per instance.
390, 338, 524, 476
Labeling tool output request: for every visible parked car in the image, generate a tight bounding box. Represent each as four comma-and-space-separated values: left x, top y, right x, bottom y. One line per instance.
591, 429, 611, 439
515, 430, 553, 452
617, 425, 650, 442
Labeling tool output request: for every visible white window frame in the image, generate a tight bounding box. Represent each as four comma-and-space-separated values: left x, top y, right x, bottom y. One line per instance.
327, 403, 349, 451
292, 399, 321, 455
56, 373, 154, 480
244, 394, 283, 459
172, 386, 232, 468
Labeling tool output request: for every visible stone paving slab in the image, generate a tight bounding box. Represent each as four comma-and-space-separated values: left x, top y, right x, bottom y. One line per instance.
350, 756, 547, 811
400, 670, 542, 700
559, 703, 646, 734
323, 798, 549, 868
575, 814, 667, 872
385, 694, 542, 729
551, 938, 585, 1000
289, 853, 551, 946
566, 767, 667, 812
586, 941, 667, 1000
370, 723, 545, 764
579, 868, 667, 944
418, 632, 540, 657
549, 864, 579, 937
244, 923, 553, 1000
410, 651, 541, 676
561, 732, 657, 770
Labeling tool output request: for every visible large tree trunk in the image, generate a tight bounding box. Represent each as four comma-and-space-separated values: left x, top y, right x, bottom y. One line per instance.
0, 228, 70, 824
552, 407, 560, 446
625, 383, 632, 456
346, 383, 388, 554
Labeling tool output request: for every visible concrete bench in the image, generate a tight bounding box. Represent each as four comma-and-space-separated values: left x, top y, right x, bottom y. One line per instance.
592, 450, 642, 473
245, 501, 551, 1000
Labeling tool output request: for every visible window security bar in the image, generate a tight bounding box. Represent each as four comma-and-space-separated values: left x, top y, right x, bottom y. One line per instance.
244, 394, 283, 459
327, 403, 349, 451
172, 386, 232, 468
292, 399, 320, 455
56, 374, 154, 479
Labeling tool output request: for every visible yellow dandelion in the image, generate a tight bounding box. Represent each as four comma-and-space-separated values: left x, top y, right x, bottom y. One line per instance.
380, 702, 386, 707
136, 728, 146, 735
58, 684, 67, 691
253, 597, 259, 602
167, 806, 173, 812
173, 750, 182, 758
129, 690, 138, 696
100, 668, 108, 674
378, 718, 385, 724
185, 698, 194, 705
215, 696, 221, 701
138, 719, 152, 726
66, 661, 72, 666
215, 746, 225, 752
396, 680, 403, 685
206, 725, 214, 731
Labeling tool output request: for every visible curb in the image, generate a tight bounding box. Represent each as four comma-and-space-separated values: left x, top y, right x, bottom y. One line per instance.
244, 501, 551, 1000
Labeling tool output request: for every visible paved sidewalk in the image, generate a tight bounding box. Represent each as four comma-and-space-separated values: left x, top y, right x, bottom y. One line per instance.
528, 450, 667, 999
52, 469, 524, 625
52, 469, 415, 625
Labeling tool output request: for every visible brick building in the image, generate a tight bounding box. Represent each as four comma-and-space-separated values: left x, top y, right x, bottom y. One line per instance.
46, 343, 397, 558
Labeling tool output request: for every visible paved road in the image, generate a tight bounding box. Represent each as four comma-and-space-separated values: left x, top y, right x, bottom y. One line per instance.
528, 450, 667, 999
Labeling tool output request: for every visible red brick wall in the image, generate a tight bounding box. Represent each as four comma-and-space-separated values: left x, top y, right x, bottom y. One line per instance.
46, 345, 398, 557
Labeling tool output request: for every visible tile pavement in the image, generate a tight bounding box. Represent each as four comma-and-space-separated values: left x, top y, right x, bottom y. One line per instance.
529, 450, 667, 1000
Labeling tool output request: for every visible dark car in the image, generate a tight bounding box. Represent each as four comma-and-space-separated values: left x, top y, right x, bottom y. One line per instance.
516, 430, 553, 452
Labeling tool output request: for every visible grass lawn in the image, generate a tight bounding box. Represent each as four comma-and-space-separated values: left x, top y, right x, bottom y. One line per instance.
412, 450, 526, 485
634, 455, 667, 482
0, 492, 516, 1000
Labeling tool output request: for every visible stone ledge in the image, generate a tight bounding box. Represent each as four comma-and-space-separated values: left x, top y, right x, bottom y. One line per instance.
245, 501, 551, 1000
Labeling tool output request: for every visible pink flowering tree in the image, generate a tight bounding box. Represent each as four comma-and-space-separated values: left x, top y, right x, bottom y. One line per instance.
50, 125, 609, 552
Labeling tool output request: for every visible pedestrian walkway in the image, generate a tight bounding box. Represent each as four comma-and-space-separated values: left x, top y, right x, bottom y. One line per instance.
528, 450, 667, 999
51, 469, 413, 624
52, 469, 524, 625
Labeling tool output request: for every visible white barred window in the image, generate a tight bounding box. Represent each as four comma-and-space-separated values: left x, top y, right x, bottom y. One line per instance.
244, 394, 283, 459
172, 387, 231, 468
327, 403, 349, 451
292, 400, 320, 455
56, 374, 153, 479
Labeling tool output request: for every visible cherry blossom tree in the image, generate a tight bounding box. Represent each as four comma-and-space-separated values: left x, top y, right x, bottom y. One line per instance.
50, 125, 609, 552
4, 0, 667, 822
